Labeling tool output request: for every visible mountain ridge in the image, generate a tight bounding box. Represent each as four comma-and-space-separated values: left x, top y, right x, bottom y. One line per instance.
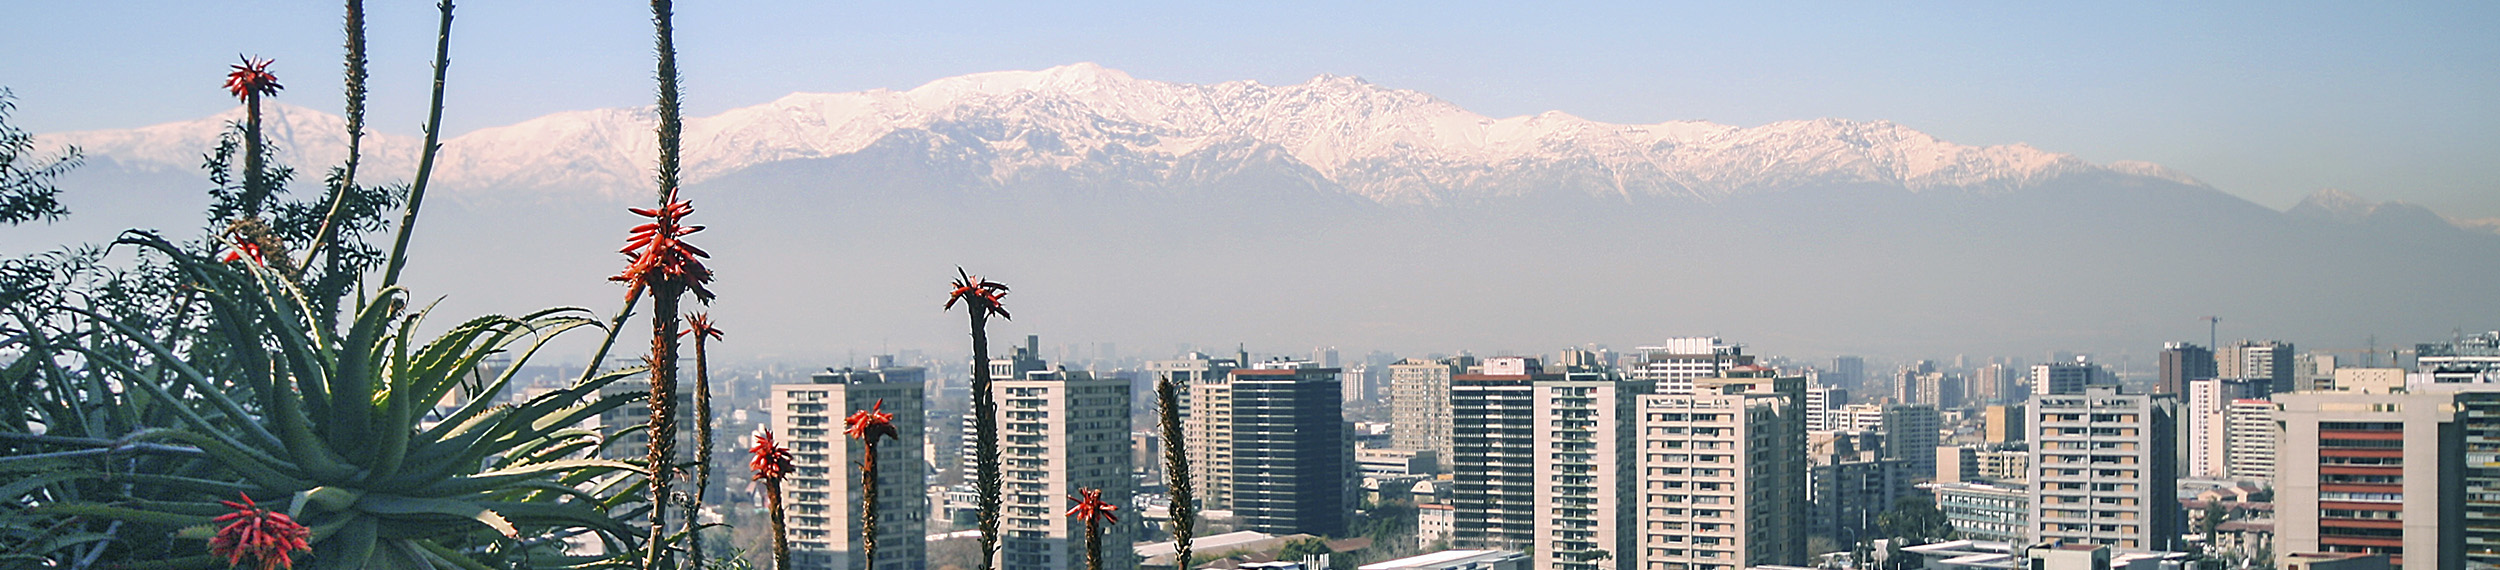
46, 62, 2202, 207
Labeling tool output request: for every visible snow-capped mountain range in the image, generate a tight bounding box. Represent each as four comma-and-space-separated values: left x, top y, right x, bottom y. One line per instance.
46, 62, 2204, 205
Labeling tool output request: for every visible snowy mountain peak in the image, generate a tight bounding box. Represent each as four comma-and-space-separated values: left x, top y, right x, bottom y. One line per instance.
48, 64, 2194, 205
46, 101, 422, 178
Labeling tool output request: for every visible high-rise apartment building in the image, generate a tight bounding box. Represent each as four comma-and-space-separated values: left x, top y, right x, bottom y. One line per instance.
1808, 431, 1906, 549
1975, 364, 2015, 406
1186, 362, 1241, 512
1634, 378, 1805, 570
1628, 338, 1752, 395
2186, 378, 2269, 478
2218, 340, 2297, 394
1151, 352, 1239, 510
770, 371, 928, 570
1884, 404, 1942, 483
2275, 390, 2465, 570
985, 366, 1134, 570
2026, 385, 2178, 551
1390, 357, 1469, 469
1829, 356, 1867, 392
1985, 404, 2026, 445
1228, 367, 1351, 537
1806, 385, 1848, 432
2159, 342, 2217, 395
1533, 369, 1650, 570
2030, 361, 2104, 396
2223, 399, 2277, 483
1451, 373, 1535, 551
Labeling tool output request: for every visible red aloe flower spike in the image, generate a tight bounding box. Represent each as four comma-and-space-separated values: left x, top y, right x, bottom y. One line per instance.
209, 493, 311, 570
610, 190, 714, 303
1065, 488, 1120, 524
224, 56, 283, 102
845, 399, 899, 443
682, 313, 726, 342
942, 267, 1012, 319
750, 429, 794, 482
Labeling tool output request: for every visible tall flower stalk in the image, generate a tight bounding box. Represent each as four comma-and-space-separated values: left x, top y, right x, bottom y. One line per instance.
845, 400, 899, 568
750, 430, 795, 570
685, 314, 725, 567
1066, 488, 1120, 570
301, 0, 367, 274
222, 56, 282, 215
623, 2, 700, 568
613, 189, 710, 570
943, 268, 1011, 570
1158, 374, 1196, 570
379, 0, 454, 289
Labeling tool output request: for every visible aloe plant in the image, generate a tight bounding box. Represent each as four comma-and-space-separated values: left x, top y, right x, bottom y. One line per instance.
0, 1, 655, 567
1, 232, 651, 569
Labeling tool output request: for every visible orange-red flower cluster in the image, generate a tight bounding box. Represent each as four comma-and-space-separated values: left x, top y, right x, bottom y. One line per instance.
612, 190, 714, 303
750, 429, 794, 482
219, 240, 266, 265
1065, 488, 1120, 524
943, 267, 1010, 319
209, 493, 311, 570
224, 56, 282, 102
683, 313, 726, 342
844, 399, 898, 443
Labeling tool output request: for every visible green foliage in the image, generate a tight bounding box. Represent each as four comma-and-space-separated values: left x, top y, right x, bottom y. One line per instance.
1278, 537, 1333, 562
0, 89, 80, 226
1874, 495, 1953, 543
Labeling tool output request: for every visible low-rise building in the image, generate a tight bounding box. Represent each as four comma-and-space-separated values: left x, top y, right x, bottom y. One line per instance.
1358, 549, 1529, 570
1923, 481, 2029, 544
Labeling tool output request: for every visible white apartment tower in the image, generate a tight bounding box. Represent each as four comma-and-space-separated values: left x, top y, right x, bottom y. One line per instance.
1805, 385, 1847, 432
1529, 368, 1651, 570
2031, 361, 2102, 396
2025, 385, 2179, 551
1628, 338, 1752, 395
1148, 352, 1238, 509
1634, 373, 1805, 570
768, 370, 928, 570
2222, 398, 2276, 483
2185, 378, 2268, 478
986, 368, 1135, 570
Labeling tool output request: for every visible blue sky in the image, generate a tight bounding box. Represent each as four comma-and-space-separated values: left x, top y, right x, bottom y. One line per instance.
7, 1, 2496, 217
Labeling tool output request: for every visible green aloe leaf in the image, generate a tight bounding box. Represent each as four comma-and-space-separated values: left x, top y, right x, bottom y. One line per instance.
354, 494, 518, 539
